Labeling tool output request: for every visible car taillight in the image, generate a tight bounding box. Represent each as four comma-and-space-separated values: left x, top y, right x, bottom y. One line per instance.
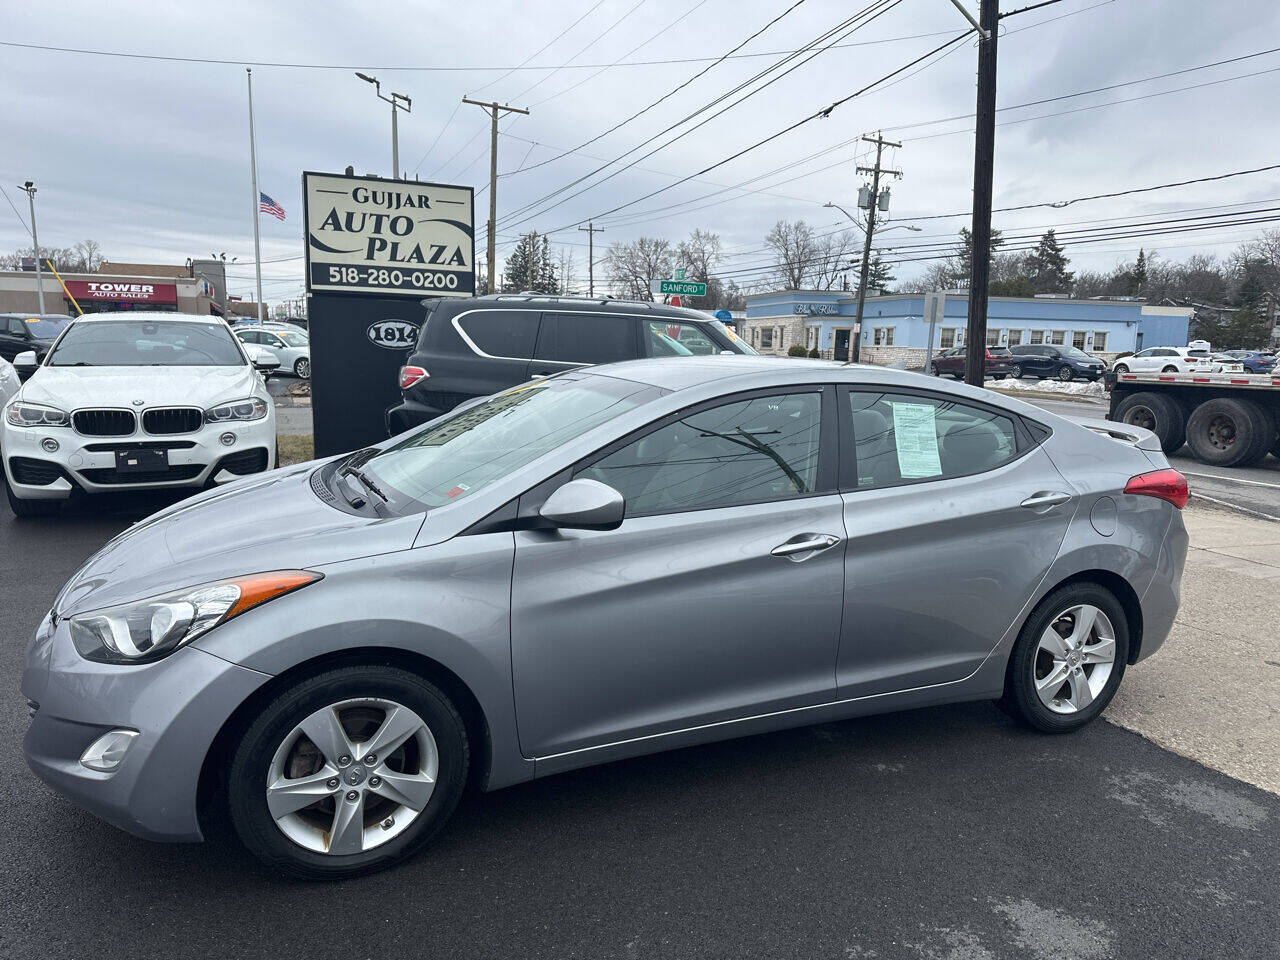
984, 349, 993, 360
1182, 357, 1198, 363
399, 365, 428, 389
1124, 469, 1188, 509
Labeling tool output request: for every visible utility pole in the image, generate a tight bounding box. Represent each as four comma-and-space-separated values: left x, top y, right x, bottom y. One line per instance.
18, 182, 45, 313
463, 98, 530, 295
963, 0, 999, 386
578, 221, 604, 296
850, 132, 901, 363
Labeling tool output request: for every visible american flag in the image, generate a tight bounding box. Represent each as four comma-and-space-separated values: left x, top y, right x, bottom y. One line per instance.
259, 193, 286, 221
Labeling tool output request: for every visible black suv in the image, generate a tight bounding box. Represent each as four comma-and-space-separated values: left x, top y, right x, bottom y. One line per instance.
385, 295, 753, 435
0, 313, 72, 370
1008, 344, 1106, 381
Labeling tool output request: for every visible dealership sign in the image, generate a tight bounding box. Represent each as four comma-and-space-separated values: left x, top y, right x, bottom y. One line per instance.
63, 280, 177, 303
366, 318, 420, 349
302, 171, 475, 299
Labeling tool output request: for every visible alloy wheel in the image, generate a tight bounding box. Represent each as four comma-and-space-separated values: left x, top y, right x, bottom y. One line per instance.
1032, 604, 1116, 715
265, 697, 438, 855
296, 358, 311, 379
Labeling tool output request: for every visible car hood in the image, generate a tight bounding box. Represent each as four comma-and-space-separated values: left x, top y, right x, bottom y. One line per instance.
19, 364, 261, 410
53, 462, 424, 617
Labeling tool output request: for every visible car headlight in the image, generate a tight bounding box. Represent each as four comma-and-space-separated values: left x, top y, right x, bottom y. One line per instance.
68, 570, 321, 664
205, 397, 269, 422
5, 400, 70, 428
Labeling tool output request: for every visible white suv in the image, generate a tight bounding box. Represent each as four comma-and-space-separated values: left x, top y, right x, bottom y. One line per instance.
1112, 346, 1211, 374
2, 312, 277, 517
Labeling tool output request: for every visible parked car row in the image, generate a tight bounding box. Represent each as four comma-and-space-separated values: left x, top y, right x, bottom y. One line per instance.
233, 322, 311, 379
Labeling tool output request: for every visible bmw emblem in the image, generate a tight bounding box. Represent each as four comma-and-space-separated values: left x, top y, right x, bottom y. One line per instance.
131, 399, 145, 406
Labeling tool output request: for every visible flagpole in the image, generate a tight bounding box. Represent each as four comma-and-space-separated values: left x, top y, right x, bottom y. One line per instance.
246, 67, 265, 324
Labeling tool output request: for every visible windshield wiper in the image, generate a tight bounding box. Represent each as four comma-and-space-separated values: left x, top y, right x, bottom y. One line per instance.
343, 465, 390, 504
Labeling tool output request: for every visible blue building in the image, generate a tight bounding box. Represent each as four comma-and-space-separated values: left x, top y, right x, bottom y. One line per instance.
742, 289, 1193, 364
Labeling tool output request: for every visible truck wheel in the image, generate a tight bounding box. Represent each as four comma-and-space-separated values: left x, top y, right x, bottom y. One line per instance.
1185, 398, 1272, 467
1271, 431, 1280, 460
1240, 403, 1276, 466
1114, 392, 1186, 453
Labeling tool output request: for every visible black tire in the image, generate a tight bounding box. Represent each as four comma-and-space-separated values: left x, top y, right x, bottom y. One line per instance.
227, 664, 469, 880
1057, 365, 1074, 381
1185, 397, 1273, 467
1161, 365, 1179, 373
1000, 582, 1130, 734
294, 358, 311, 380
5, 477, 61, 518
1112, 363, 1129, 374
928, 363, 939, 376
1271, 431, 1280, 460
1114, 391, 1186, 454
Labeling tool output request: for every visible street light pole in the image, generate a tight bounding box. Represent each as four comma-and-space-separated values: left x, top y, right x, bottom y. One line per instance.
18, 182, 46, 313
578, 221, 604, 296
356, 73, 412, 177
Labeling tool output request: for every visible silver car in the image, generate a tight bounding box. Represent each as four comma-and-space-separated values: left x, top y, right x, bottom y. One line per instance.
22, 357, 1188, 878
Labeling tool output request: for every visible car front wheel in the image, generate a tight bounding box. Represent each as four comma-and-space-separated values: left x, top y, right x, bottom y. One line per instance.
1113, 363, 1129, 374
227, 665, 469, 879
1000, 583, 1129, 733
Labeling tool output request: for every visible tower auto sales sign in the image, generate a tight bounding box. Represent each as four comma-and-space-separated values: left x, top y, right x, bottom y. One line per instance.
303, 172, 475, 298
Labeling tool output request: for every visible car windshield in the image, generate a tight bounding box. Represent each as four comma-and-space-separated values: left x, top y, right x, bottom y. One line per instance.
278, 330, 308, 347
364, 376, 654, 509
19, 316, 72, 339
1060, 347, 1094, 360
47, 320, 246, 367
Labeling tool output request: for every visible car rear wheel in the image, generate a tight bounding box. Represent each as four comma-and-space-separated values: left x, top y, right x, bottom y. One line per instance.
1162, 365, 1179, 373
1057, 365, 1074, 381
1114, 391, 1186, 453
1185, 398, 1274, 467
227, 665, 468, 879
294, 358, 311, 380
1000, 583, 1129, 733
929, 363, 939, 376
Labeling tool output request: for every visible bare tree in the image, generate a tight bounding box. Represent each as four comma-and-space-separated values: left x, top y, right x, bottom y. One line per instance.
812, 229, 859, 291
74, 239, 104, 272
555, 246, 577, 295
764, 220, 819, 289
676, 228, 722, 283
604, 237, 673, 301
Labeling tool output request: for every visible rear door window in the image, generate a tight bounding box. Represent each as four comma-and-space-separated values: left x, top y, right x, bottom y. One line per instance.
535, 312, 638, 365
457, 310, 540, 359
844, 390, 1018, 489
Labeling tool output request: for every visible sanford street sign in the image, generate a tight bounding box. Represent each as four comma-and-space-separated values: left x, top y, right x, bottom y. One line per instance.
650, 279, 707, 297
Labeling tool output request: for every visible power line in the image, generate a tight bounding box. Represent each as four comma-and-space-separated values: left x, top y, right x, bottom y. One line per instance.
534, 28, 975, 234
501, 0, 914, 229
509, 0, 810, 178
0, 184, 32, 236
506, 0, 651, 103
467, 0, 610, 95
410, 100, 461, 175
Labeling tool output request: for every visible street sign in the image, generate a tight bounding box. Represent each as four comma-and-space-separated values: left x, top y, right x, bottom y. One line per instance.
650, 279, 707, 297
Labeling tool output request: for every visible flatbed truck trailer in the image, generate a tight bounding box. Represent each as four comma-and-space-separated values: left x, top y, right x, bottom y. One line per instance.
1105, 369, 1280, 468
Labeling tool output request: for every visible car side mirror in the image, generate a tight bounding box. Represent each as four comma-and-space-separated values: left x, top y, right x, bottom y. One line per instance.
13, 350, 38, 379
539, 478, 625, 531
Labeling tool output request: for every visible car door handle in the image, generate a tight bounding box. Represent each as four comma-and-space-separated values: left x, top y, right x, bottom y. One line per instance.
1020, 491, 1072, 509
771, 534, 842, 557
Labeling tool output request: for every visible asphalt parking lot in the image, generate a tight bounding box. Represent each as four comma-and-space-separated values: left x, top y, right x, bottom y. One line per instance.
2, 492, 1277, 959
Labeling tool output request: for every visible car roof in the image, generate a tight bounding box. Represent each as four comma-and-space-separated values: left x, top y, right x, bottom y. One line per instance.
436, 294, 719, 323
582, 355, 937, 392
68, 311, 223, 324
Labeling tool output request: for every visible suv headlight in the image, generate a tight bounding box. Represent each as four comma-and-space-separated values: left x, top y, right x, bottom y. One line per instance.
206, 397, 268, 422
69, 570, 321, 664
6, 400, 70, 428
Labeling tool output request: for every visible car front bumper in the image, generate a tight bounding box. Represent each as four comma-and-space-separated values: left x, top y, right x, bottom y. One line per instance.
21, 612, 272, 842
2, 414, 276, 500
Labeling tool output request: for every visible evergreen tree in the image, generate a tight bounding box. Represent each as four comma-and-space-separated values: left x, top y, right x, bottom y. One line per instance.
1025, 229, 1073, 293
501, 231, 559, 294
951, 227, 1004, 286
866, 251, 895, 292
1131, 248, 1148, 293
989, 275, 1036, 298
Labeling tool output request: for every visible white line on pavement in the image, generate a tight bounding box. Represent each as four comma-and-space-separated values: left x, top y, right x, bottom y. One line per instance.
1182, 470, 1280, 490
1189, 491, 1280, 521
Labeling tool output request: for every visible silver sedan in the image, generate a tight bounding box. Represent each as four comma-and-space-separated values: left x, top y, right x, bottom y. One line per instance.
22, 357, 1187, 878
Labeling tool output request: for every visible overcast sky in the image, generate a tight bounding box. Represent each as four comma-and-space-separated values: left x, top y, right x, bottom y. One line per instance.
1, 0, 1276, 304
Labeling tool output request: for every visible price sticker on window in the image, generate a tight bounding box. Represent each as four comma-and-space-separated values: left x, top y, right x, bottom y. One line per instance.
891, 402, 942, 479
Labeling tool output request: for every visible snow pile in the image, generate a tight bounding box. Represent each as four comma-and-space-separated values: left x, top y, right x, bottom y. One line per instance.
984, 377, 1107, 399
